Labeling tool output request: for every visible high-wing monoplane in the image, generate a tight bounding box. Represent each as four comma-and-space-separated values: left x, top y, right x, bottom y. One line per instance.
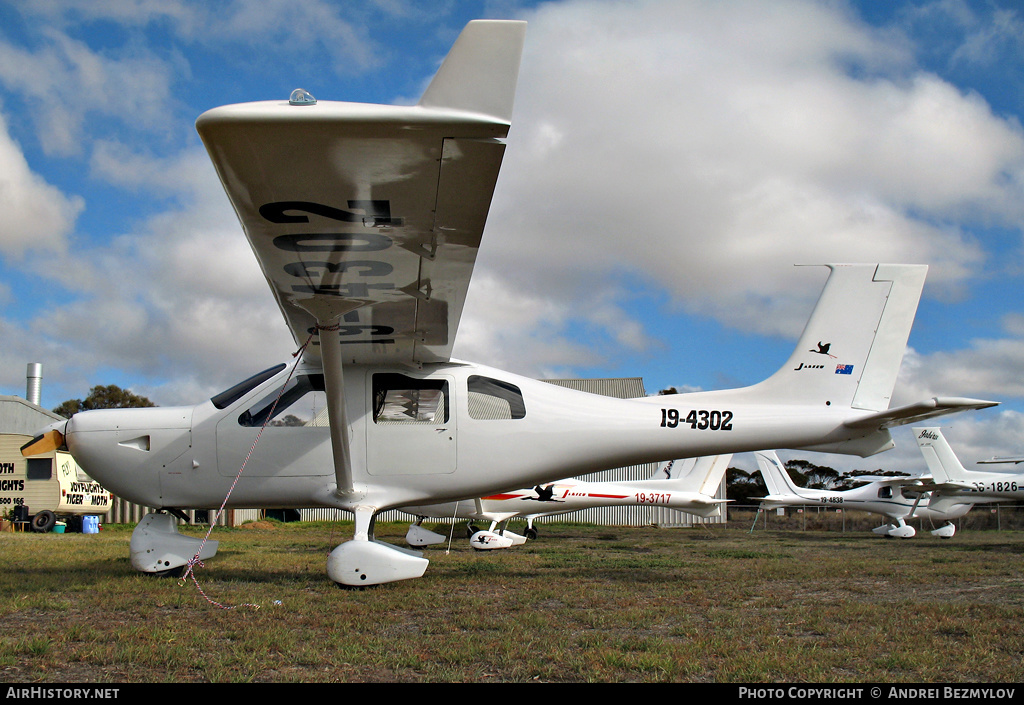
754, 449, 974, 537
914, 427, 1024, 502
401, 454, 732, 550
22, 21, 997, 585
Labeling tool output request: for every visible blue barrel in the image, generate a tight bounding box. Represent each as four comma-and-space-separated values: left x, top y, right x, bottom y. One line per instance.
83, 515, 99, 534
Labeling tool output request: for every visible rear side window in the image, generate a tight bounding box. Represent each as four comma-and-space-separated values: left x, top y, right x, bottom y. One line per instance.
372, 374, 449, 424
467, 375, 526, 420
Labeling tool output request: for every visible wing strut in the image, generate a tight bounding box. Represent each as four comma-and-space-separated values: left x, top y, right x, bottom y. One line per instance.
318, 323, 354, 497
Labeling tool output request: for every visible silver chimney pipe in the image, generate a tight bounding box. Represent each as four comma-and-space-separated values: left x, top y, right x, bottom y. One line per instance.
26, 363, 42, 406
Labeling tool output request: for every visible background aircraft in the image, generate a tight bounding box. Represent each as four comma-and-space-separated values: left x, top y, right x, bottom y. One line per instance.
22, 21, 996, 586
401, 454, 731, 549
754, 450, 974, 538
914, 427, 1024, 503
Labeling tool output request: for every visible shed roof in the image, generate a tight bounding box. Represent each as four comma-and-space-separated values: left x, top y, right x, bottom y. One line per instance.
0, 395, 62, 436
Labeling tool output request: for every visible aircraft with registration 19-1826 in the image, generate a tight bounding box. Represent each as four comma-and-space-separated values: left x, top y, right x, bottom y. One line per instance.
913, 427, 1024, 504
22, 20, 997, 587
401, 454, 732, 550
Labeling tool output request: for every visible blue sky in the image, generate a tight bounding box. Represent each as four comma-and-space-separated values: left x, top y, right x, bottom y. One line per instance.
1, 0, 1022, 474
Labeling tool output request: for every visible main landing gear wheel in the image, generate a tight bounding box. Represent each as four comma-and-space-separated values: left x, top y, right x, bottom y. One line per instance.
525, 527, 538, 541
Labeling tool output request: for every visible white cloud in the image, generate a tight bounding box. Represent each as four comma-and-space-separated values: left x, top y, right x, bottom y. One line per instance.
0, 28, 178, 155
8, 140, 294, 406
895, 339, 1024, 405
456, 0, 1024, 373
0, 112, 83, 256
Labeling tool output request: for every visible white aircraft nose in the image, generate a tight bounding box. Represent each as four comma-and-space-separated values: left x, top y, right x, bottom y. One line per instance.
65, 406, 194, 507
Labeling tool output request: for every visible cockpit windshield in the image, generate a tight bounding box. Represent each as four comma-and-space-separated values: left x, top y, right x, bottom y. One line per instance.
210, 364, 287, 409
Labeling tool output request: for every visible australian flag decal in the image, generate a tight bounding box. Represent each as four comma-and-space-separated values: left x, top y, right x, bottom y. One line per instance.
835, 364, 854, 375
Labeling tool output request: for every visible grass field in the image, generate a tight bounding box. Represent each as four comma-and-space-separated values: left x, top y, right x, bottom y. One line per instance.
1, 518, 1023, 683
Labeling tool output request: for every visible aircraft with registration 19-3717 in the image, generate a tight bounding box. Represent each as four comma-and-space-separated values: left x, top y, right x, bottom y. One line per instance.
401, 454, 733, 550
21, 20, 998, 587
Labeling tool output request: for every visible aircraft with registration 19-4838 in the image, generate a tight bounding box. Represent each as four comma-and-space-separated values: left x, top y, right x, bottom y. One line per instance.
754, 449, 975, 538
22, 20, 997, 587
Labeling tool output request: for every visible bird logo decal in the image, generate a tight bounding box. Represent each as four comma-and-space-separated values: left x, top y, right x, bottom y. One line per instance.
810, 342, 837, 358
523, 484, 564, 503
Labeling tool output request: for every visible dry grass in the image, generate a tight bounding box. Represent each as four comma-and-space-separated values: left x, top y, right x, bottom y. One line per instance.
1, 519, 1022, 683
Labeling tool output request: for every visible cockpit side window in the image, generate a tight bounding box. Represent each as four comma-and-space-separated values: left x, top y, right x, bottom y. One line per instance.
877, 486, 893, 499
238, 374, 327, 427
372, 373, 448, 424
467, 375, 526, 420
211, 364, 287, 409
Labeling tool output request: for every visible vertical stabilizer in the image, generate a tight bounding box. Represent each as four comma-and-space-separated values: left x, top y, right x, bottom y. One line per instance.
754, 450, 803, 496
751, 264, 927, 411
914, 427, 967, 484
658, 454, 732, 495
695, 454, 733, 496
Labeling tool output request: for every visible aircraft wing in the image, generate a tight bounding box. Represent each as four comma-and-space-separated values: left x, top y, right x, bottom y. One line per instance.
844, 474, 927, 484
910, 480, 973, 493
196, 20, 527, 367
843, 397, 998, 430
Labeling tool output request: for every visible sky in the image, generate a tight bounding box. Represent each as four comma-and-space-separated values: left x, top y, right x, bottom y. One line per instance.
0, 0, 1023, 476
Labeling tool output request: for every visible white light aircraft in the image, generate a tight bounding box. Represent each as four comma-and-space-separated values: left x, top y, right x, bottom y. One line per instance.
401, 455, 732, 550
754, 450, 975, 538
22, 21, 997, 586
914, 427, 1024, 502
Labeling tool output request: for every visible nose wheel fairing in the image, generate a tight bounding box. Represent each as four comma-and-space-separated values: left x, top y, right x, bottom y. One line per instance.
130, 513, 219, 575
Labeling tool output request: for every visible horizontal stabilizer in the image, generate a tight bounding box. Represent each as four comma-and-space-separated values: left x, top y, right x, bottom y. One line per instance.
682, 504, 725, 518
844, 397, 998, 430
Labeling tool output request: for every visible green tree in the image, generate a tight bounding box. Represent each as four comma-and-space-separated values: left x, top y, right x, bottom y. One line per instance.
726, 466, 767, 504
53, 384, 156, 418
784, 458, 840, 489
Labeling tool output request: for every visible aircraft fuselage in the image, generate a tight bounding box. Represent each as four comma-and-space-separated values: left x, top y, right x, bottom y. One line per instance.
759, 483, 974, 522
63, 359, 888, 515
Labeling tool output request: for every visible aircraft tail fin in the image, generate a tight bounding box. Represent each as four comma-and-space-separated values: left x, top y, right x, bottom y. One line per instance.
658, 454, 732, 496
694, 454, 732, 496
752, 264, 927, 412
914, 427, 968, 484
754, 450, 803, 497
737, 264, 994, 456
419, 20, 527, 122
